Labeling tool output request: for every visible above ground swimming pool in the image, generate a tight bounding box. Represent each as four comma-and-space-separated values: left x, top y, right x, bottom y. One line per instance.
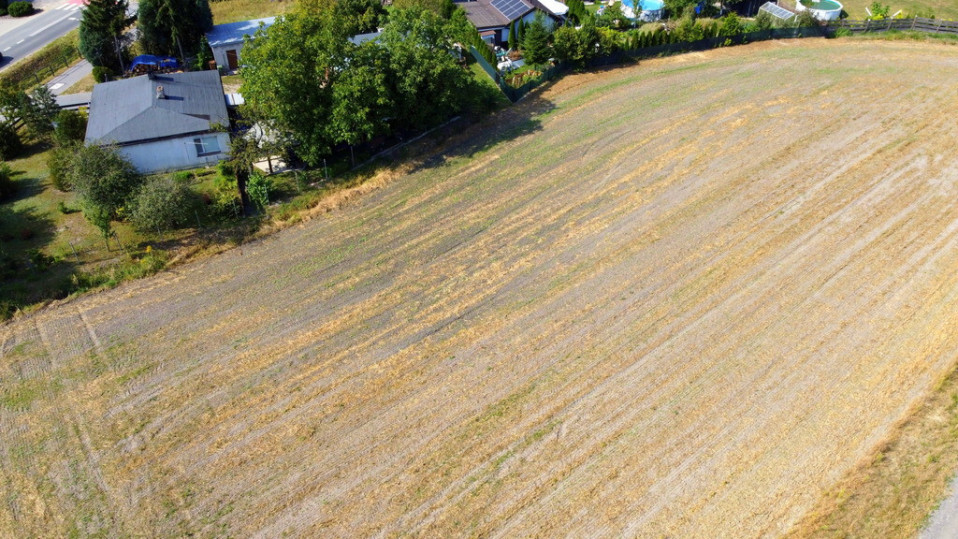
795, 0, 843, 21
621, 0, 665, 21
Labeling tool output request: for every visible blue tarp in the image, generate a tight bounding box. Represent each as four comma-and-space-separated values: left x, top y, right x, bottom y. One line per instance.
129, 55, 180, 70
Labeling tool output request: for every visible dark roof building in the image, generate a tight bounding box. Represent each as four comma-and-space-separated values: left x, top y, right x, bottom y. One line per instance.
85, 70, 228, 146
85, 71, 231, 173
458, 0, 567, 45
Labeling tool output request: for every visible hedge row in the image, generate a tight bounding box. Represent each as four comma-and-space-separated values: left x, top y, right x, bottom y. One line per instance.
0, 32, 81, 91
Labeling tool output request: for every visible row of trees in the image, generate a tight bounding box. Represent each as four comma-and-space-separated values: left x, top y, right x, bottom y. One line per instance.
240, 0, 497, 168
516, 9, 818, 69
79, 0, 215, 76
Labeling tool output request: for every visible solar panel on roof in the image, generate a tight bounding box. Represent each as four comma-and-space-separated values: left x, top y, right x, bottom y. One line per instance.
759, 1, 796, 20
492, 0, 531, 21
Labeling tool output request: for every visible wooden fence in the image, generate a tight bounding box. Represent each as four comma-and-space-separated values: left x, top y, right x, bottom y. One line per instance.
830, 17, 958, 35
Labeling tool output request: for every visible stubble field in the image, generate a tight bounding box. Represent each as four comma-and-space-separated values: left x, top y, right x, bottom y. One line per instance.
4, 39, 958, 537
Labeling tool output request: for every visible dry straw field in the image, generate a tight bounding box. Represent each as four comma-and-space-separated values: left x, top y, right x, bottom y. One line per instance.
4, 39, 958, 537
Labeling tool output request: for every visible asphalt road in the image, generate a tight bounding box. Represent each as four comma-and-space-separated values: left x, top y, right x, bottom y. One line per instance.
0, 1, 85, 72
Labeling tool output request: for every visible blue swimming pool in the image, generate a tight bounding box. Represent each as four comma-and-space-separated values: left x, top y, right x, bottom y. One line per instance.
621, 0, 665, 20
623, 0, 665, 11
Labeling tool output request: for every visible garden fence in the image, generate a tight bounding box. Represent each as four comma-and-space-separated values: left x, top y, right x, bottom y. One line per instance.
0, 46, 81, 90
470, 45, 500, 84
830, 17, 958, 35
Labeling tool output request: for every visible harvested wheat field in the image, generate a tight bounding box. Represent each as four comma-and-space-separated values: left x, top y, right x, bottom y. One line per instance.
4, 38, 958, 537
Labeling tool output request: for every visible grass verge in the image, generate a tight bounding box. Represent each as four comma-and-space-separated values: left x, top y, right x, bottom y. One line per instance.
0, 31, 80, 90
838, 0, 958, 20
789, 360, 958, 537
63, 70, 96, 94
209, 0, 295, 24
845, 29, 958, 43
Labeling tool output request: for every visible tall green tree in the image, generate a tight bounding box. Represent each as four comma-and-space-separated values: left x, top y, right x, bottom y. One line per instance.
391, 0, 455, 18
522, 13, 551, 66
242, 2, 351, 166
69, 145, 143, 238
79, 0, 135, 72
137, 0, 213, 59
23, 86, 59, 139
664, 0, 697, 18
338, 0, 388, 33
379, 7, 471, 131
565, 0, 588, 24
243, 3, 474, 166
508, 20, 518, 50
330, 42, 393, 153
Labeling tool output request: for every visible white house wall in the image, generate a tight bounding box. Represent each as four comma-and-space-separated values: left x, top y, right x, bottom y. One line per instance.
211, 44, 242, 70
117, 133, 231, 174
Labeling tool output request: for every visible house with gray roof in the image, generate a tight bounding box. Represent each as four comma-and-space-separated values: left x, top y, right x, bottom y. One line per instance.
458, 0, 567, 46
85, 70, 231, 174
206, 17, 275, 71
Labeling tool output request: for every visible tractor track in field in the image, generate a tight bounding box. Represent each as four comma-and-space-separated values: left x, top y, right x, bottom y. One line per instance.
3, 39, 958, 537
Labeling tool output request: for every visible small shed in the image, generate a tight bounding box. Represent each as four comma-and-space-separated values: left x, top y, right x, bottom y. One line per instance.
206, 17, 276, 71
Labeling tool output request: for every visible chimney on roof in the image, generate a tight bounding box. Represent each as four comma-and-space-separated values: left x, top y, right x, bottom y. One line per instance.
156, 85, 165, 99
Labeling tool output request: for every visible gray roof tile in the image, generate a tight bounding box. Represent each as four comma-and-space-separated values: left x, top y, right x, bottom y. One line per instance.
85, 71, 229, 145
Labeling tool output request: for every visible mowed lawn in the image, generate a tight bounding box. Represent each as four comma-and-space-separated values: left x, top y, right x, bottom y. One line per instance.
4, 39, 958, 537
838, 0, 958, 19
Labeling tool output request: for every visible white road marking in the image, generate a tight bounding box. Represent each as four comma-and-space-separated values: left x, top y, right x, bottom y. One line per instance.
49, 83, 64, 90
2, 47, 10, 52
28, 14, 73, 37
16, 40, 24, 44
68, 16, 77, 20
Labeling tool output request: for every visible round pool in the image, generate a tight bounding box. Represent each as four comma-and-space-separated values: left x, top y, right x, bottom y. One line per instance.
621, 0, 665, 21
795, 0, 843, 21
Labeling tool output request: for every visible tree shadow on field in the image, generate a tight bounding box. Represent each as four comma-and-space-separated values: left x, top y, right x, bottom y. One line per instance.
5, 175, 45, 203
396, 93, 556, 175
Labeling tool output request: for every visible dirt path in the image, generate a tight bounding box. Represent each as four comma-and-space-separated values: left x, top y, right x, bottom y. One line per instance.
3, 39, 958, 537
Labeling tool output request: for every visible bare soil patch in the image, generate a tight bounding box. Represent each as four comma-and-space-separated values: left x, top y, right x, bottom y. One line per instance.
3, 39, 958, 536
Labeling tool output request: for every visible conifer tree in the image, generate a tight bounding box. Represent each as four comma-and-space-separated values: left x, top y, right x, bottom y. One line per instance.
522, 13, 551, 65
138, 0, 213, 59
79, 0, 135, 71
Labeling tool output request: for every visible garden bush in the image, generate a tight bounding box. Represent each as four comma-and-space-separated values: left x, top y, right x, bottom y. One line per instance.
755, 11, 775, 31
0, 123, 23, 160
53, 109, 88, 145
7, 1, 33, 17
247, 172, 272, 212
0, 163, 17, 201
91, 65, 114, 83
130, 175, 194, 232
47, 144, 77, 191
